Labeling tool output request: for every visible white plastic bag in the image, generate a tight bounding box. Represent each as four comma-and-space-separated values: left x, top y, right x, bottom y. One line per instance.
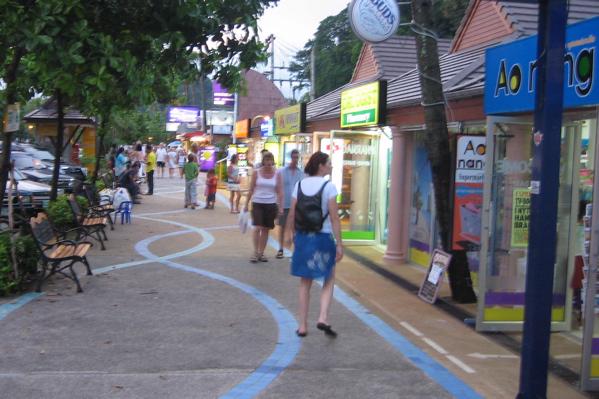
238, 210, 251, 234
113, 187, 131, 211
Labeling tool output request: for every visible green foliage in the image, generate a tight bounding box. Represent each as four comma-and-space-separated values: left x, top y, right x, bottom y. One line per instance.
47, 194, 88, 229
0, 233, 40, 296
290, 0, 470, 98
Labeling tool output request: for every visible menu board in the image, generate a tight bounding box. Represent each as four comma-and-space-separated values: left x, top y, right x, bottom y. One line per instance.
418, 249, 452, 304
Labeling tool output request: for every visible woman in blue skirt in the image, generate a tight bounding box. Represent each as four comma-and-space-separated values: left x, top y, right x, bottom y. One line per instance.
285, 151, 343, 338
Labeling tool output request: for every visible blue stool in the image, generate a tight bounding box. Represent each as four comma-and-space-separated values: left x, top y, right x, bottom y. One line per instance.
115, 201, 132, 224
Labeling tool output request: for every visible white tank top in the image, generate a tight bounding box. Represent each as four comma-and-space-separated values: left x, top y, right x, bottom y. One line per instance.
253, 170, 277, 204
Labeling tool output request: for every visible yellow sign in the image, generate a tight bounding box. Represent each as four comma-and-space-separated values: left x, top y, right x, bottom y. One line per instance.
511, 188, 530, 247
235, 119, 250, 139
274, 103, 305, 135
340, 81, 385, 128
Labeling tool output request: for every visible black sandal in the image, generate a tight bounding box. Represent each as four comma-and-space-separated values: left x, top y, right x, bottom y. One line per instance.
296, 330, 307, 337
276, 249, 284, 259
316, 322, 337, 338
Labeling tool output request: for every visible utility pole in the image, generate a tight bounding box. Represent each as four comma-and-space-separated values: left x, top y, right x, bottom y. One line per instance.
517, 1, 567, 397
411, 0, 476, 302
310, 45, 316, 100
270, 36, 275, 82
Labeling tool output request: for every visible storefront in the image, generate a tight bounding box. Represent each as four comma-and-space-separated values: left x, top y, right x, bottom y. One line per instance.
479, 16, 599, 390
273, 103, 312, 167
325, 80, 391, 244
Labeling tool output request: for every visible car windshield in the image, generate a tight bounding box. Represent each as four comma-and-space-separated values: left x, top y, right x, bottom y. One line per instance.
12, 169, 26, 181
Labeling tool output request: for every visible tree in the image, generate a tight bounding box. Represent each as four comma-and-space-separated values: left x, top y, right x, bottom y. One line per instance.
411, 0, 476, 302
0, 0, 278, 200
289, 1, 469, 100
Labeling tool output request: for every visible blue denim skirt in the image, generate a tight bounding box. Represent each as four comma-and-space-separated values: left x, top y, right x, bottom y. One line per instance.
291, 231, 336, 280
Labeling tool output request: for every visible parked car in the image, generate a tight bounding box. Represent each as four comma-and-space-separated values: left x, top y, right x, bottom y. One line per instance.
11, 153, 76, 193
1, 168, 58, 219
19, 144, 88, 180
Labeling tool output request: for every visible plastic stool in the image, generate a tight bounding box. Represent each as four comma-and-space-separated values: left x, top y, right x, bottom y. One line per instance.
115, 201, 132, 224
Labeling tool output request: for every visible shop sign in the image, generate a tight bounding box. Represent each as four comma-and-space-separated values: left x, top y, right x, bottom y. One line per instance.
167, 106, 200, 123
511, 188, 530, 248
452, 136, 485, 251
3, 103, 19, 133
274, 103, 306, 135
340, 81, 386, 128
260, 119, 274, 137
234, 119, 250, 139
485, 16, 599, 115
348, 0, 400, 43
212, 82, 234, 107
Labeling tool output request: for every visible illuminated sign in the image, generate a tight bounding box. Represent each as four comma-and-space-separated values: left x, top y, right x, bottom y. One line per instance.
485, 16, 599, 115
166, 106, 199, 123
274, 103, 306, 135
212, 82, 235, 107
260, 119, 274, 137
340, 81, 386, 128
235, 119, 250, 139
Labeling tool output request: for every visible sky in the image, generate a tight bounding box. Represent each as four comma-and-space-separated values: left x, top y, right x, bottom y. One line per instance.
256, 0, 351, 99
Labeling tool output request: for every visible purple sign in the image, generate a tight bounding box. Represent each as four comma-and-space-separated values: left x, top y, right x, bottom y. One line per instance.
199, 146, 217, 171
212, 82, 235, 107
167, 106, 199, 123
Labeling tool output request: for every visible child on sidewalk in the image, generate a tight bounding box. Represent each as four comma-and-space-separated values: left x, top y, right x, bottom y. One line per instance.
183, 153, 199, 209
205, 169, 217, 209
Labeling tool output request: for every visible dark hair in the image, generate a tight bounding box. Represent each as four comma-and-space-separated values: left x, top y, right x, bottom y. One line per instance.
304, 151, 329, 176
290, 149, 300, 156
261, 149, 269, 154
188, 153, 196, 163
132, 161, 141, 168
230, 154, 238, 164
117, 147, 124, 155
261, 151, 274, 165
136, 143, 142, 151
146, 144, 152, 152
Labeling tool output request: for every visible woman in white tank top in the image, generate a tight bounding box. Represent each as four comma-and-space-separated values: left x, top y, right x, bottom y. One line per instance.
244, 152, 282, 262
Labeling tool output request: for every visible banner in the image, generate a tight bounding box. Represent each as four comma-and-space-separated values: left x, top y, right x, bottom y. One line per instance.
511, 189, 530, 248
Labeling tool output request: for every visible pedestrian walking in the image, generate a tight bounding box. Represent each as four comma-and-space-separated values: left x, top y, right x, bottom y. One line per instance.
183, 153, 199, 209
227, 154, 242, 213
244, 152, 282, 263
167, 146, 178, 178
178, 147, 187, 178
276, 149, 304, 259
205, 169, 217, 209
284, 151, 343, 338
156, 143, 167, 178
145, 144, 156, 195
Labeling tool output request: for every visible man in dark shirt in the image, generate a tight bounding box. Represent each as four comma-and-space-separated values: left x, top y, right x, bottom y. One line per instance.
119, 161, 141, 204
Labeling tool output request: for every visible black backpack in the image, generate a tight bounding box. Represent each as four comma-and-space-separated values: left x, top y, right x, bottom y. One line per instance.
295, 180, 329, 233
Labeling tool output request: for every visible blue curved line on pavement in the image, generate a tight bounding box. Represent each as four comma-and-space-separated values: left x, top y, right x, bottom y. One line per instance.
0, 292, 43, 321
135, 216, 301, 399
265, 242, 482, 399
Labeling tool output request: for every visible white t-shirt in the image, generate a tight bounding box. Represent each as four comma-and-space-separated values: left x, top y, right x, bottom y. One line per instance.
292, 176, 338, 233
156, 148, 167, 162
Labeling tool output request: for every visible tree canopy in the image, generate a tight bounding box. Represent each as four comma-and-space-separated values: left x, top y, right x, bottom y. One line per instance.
289, 0, 469, 100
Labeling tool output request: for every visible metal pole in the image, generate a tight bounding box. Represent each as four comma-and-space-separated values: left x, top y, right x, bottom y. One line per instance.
517, 1, 567, 397
270, 37, 275, 82
232, 92, 238, 145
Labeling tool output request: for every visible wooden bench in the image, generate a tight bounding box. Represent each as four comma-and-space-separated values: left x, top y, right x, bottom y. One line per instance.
30, 213, 93, 293
83, 184, 115, 230
68, 194, 108, 250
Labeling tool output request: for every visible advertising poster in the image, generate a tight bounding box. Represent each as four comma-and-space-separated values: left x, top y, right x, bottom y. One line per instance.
236, 144, 249, 168
452, 136, 485, 251
511, 188, 530, 248
199, 146, 217, 172
409, 143, 433, 267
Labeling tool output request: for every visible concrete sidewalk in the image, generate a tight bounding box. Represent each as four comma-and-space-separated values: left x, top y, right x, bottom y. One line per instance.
0, 178, 585, 398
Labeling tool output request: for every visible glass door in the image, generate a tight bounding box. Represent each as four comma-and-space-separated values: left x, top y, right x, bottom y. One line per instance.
477, 116, 581, 332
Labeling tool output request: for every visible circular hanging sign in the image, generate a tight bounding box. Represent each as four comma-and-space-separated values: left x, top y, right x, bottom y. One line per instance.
348, 0, 400, 43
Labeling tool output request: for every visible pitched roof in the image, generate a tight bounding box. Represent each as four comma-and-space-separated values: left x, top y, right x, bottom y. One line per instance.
310, 36, 451, 121
499, 0, 599, 37
367, 36, 451, 81
23, 98, 96, 125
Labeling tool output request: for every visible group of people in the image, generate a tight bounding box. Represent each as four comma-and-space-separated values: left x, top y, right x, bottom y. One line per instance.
240, 149, 344, 338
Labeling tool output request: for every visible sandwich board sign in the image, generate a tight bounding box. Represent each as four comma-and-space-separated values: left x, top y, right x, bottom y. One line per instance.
418, 249, 452, 304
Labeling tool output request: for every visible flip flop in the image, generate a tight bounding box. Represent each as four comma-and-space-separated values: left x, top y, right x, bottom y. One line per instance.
296, 330, 307, 338
316, 322, 337, 338
276, 250, 284, 259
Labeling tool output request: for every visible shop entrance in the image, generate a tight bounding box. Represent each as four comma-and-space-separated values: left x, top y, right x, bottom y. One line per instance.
322, 130, 380, 241
478, 114, 598, 332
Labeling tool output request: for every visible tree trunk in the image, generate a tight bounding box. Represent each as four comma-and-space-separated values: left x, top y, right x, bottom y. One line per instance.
93, 119, 107, 184
411, 0, 476, 303
0, 47, 25, 204
51, 90, 65, 201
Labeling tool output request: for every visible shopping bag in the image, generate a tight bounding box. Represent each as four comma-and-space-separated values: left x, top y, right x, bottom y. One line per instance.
113, 187, 131, 211
238, 210, 251, 234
